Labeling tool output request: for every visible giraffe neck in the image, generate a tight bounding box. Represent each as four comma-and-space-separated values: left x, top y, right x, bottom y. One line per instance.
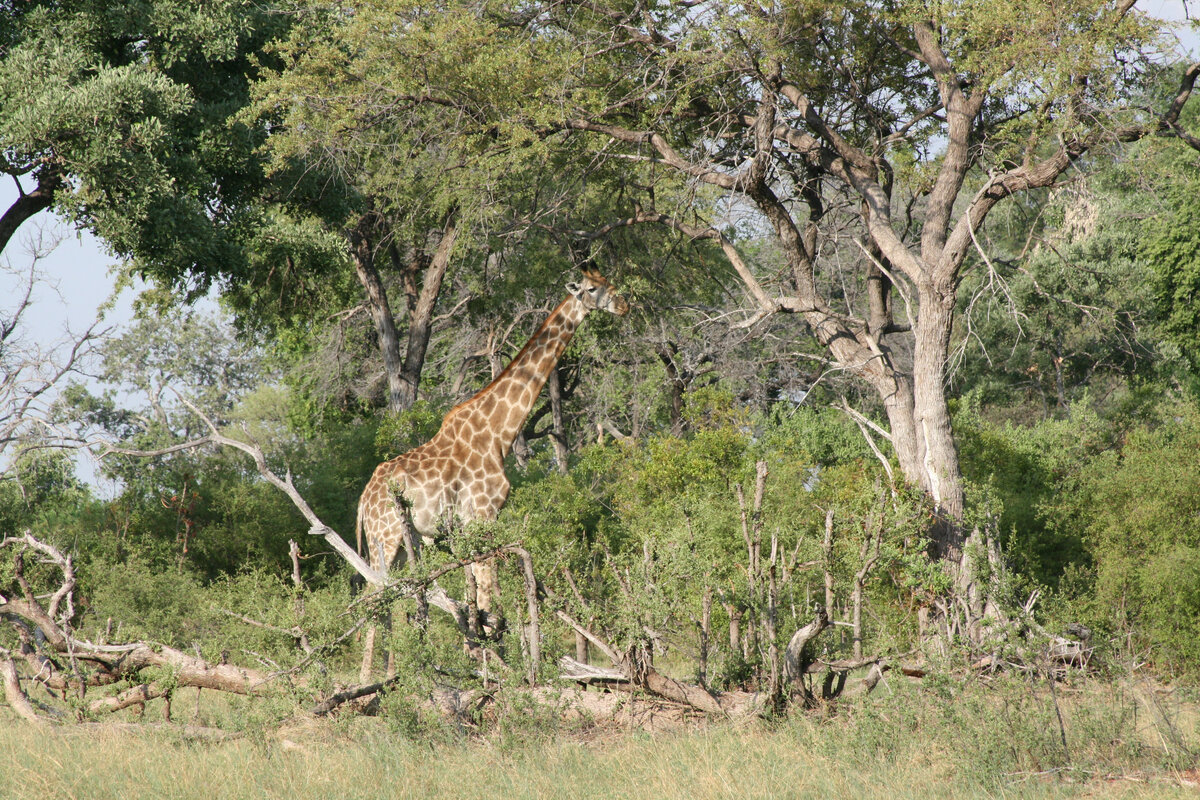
454, 294, 588, 457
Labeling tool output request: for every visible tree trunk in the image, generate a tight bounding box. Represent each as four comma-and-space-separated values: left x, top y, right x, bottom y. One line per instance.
655, 342, 687, 434
547, 366, 570, 474
397, 213, 457, 409
349, 217, 407, 414
912, 282, 965, 527
907, 280, 975, 612
725, 603, 741, 653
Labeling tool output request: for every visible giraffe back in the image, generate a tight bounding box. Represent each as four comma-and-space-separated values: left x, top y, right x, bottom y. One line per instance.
356, 415, 510, 571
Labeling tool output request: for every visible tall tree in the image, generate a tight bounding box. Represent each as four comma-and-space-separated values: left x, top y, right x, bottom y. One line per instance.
244, 0, 708, 418
501, 0, 1200, 615
246, 1, 550, 413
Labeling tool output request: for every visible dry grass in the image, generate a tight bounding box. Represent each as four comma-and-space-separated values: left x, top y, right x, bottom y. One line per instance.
1, 679, 1197, 800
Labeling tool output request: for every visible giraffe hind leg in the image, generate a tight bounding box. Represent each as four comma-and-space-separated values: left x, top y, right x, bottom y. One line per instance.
361, 498, 425, 683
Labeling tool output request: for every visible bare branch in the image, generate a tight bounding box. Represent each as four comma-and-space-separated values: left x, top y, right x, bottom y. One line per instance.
562, 119, 746, 190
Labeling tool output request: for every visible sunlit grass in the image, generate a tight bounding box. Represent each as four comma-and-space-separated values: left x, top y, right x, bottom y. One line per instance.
2, 679, 1197, 800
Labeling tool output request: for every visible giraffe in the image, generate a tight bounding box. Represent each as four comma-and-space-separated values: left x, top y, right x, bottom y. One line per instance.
355, 268, 629, 677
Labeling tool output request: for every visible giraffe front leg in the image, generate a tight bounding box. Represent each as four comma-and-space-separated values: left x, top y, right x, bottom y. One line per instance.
467, 560, 504, 644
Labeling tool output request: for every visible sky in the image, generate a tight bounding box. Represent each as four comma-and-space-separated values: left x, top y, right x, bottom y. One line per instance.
0, 190, 133, 347
0, 197, 137, 493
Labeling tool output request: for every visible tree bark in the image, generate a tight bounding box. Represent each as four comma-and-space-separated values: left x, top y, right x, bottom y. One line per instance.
349, 215, 407, 414
0, 173, 56, 257
397, 212, 457, 409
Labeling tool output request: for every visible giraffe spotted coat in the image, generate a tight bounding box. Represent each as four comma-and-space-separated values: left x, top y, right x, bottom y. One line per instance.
356, 270, 630, 601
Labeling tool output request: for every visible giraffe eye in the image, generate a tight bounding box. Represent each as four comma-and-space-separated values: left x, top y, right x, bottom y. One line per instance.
587, 286, 599, 294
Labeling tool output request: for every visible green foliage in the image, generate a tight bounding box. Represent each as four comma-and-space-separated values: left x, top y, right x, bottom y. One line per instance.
1044, 401, 1200, 674
952, 195, 1162, 415
53, 304, 378, 582
759, 405, 876, 467
0, 449, 89, 534
496, 389, 931, 690
1134, 105, 1200, 372
952, 83, 1200, 415
955, 396, 1111, 586
0, 0, 290, 290
374, 401, 446, 461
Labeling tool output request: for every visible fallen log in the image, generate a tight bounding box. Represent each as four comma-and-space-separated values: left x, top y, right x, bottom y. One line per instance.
642, 666, 726, 716
2, 531, 301, 723
77, 643, 284, 696
311, 677, 401, 716
558, 656, 628, 686
2, 656, 46, 725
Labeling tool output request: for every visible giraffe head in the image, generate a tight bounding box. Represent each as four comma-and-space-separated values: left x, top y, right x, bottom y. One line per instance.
568, 267, 630, 316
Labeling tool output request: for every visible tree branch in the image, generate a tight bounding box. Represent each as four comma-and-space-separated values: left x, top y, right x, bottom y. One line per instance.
0, 171, 57, 256
562, 119, 747, 190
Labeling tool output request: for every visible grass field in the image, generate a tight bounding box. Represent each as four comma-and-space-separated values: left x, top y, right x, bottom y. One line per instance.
2, 677, 1197, 800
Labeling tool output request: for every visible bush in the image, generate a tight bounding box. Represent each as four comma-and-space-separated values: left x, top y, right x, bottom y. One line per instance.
1045, 401, 1200, 675
492, 393, 931, 692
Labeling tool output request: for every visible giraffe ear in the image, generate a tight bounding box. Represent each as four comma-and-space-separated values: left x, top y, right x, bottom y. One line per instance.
566, 281, 581, 296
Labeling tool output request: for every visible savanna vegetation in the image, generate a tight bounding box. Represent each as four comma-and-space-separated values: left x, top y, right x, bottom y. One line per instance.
2, 1, 1200, 797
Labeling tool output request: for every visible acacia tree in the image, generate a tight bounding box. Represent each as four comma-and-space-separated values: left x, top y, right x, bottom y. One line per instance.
500, 0, 1200, 616
245, 2, 580, 414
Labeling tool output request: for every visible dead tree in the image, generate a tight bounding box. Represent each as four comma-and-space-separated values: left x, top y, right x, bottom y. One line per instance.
0, 531, 293, 724
1, 230, 107, 465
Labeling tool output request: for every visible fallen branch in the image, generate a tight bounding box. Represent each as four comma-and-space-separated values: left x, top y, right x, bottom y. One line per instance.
88, 682, 169, 715
1, 532, 301, 723
311, 676, 402, 716
551, 602, 725, 715
1, 656, 46, 725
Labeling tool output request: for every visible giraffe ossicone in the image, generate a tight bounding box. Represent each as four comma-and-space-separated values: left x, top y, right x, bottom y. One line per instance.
355, 268, 629, 660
